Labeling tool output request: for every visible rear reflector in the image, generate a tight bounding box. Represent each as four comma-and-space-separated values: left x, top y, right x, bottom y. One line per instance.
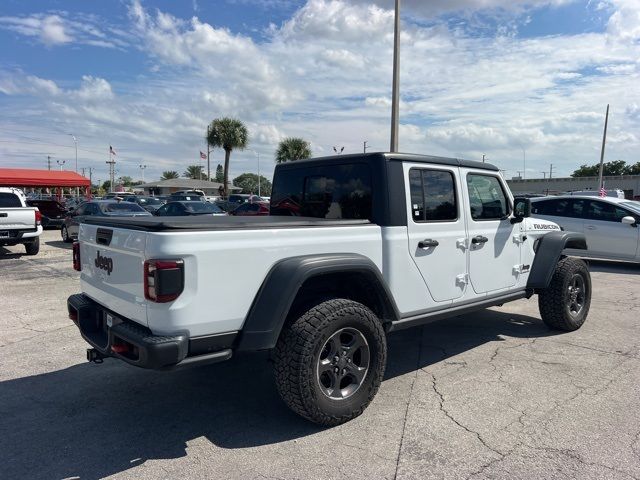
72, 242, 81, 271
144, 259, 184, 303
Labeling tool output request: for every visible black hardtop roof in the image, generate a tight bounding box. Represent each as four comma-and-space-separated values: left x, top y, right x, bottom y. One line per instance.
274, 151, 499, 172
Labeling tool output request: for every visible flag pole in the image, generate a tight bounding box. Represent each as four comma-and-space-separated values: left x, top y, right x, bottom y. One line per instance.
597, 104, 609, 192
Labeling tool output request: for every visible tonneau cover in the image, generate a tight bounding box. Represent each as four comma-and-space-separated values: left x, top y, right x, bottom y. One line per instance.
82, 215, 372, 231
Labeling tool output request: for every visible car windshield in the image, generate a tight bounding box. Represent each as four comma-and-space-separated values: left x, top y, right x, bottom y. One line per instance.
100, 203, 146, 213
138, 197, 162, 205
184, 202, 223, 213
621, 202, 640, 215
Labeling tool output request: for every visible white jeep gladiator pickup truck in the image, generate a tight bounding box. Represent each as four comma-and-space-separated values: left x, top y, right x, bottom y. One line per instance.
0, 187, 42, 255
68, 152, 591, 425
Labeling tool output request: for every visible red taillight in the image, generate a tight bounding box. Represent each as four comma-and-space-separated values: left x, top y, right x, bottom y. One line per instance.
72, 242, 81, 271
35, 209, 42, 226
144, 259, 184, 303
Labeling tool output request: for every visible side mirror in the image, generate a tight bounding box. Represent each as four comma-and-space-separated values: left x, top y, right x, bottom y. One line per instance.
621, 216, 637, 227
512, 197, 531, 223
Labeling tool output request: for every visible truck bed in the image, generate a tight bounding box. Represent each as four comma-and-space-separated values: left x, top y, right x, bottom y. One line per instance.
82, 215, 372, 231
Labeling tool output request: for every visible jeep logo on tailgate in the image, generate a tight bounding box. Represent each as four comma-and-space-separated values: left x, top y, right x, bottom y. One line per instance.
94, 251, 113, 275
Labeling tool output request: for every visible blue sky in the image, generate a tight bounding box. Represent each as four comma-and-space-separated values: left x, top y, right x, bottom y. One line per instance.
0, 0, 638, 184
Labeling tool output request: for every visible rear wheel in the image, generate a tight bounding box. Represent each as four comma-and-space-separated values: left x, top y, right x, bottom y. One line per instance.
24, 237, 40, 256
273, 298, 387, 426
538, 257, 591, 331
61, 226, 72, 243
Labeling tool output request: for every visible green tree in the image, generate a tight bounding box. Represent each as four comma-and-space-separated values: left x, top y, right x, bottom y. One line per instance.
183, 165, 204, 179
101, 180, 111, 191
625, 162, 640, 175
161, 171, 180, 180
206, 118, 249, 197
119, 176, 133, 186
215, 164, 224, 183
232, 173, 272, 196
572, 160, 628, 177
275, 137, 312, 164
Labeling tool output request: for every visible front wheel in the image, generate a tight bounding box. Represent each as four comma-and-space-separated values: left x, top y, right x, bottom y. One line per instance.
273, 298, 387, 426
538, 257, 591, 331
61, 226, 72, 243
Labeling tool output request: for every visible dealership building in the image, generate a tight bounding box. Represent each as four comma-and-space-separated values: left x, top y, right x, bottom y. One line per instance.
507, 174, 640, 199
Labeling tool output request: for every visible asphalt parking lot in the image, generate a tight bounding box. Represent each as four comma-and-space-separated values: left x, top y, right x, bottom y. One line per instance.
1, 229, 639, 480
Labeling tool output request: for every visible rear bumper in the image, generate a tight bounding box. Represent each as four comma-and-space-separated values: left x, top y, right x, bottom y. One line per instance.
0, 226, 41, 245
67, 293, 235, 370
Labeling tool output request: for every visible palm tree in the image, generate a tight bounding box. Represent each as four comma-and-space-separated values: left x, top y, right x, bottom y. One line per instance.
206, 117, 249, 197
161, 171, 179, 180
275, 137, 312, 164
183, 165, 204, 179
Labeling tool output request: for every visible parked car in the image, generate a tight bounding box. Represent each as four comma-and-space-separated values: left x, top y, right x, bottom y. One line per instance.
68, 152, 591, 426
566, 189, 625, 199
229, 201, 270, 216
530, 195, 640, 262
216, 194, 252, 212
154, 201, 226, 216
0, 187, 42, 255
26, 199, 68, 228
124, 196, 164, 213
61, 200, 152, 242
167, 194, 205, 202
170, 189, 205, 197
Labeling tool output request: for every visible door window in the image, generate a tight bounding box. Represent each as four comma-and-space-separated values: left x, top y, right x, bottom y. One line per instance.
585, 201, 631, 222
409, 169, 457, 222
532, 199, 584, 218
466, 174, 509, 220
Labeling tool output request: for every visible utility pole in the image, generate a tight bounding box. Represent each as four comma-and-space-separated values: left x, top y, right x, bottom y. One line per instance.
597, 104, 610, 191
482, 154, 486, 163
549, 164, 555, 179
364, 141, 369, 153
139, 164, 147, 183
390, 0, 400, 152
257, 152, 261, 197
106, 148, 116, 193
522, 148, 526, 180
541, 171, 547, 179
47, 155, 52, 171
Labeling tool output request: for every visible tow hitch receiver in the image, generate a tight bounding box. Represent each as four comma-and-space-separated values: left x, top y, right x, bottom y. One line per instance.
87, 348, 107, 364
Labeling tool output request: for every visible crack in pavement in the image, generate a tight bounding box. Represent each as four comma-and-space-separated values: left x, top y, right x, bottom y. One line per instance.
393, 326, 424, 480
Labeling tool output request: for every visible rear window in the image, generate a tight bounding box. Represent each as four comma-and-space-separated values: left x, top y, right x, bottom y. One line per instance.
184, 202, 223, 213
271, 163, 372, 220
100, 203, 145, 213
0, 193, 22, 208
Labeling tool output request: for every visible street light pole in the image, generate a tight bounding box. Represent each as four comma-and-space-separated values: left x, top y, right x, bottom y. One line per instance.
257, 152, 261, 197
69, 134, 78, 196
522, 148, 526, 180
390, 0, 401, 153
139, 164, 147, 184
57, 159, 65, 171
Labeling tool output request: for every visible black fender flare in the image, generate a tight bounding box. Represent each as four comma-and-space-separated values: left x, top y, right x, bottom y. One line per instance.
527, 231, 588, 289
237, 253, 400, 351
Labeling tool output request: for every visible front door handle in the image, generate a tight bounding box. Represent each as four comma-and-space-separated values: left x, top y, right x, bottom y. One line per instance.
418, 239, 439, 248
471, 235, 489, 245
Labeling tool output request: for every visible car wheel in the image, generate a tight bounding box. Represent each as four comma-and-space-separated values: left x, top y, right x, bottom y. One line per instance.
24, 237, 40, 256
538, 257, 591, 331
273, 298, 387, 426
61, 226, 72, 243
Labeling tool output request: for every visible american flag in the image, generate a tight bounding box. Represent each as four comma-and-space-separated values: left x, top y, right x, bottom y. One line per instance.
200, 151, 207, 160
599, 186, 606, 198
109, 145, 117, 156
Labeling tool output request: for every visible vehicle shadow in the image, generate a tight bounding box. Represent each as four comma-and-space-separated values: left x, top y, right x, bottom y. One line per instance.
586, 259, 640, 275
45, 240, 72, 250
0, 246, 25, 258
0, 309, 553, 480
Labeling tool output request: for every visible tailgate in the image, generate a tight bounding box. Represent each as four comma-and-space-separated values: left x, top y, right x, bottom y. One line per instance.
78, 222, 148, 326
0, 208, 36, 231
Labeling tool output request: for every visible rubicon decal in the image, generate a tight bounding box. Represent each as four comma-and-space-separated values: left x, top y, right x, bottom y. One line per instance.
533, 224, 560, 230
94, 250, 113, 275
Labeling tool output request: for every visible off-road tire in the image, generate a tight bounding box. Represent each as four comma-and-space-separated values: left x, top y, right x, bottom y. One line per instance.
273, 298, 387, 426
61, 226, 72, 243
538, 257, 591, 331
24, 237, 40, 256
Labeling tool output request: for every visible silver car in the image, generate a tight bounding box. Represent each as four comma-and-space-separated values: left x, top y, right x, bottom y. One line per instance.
530, 195, 640, 262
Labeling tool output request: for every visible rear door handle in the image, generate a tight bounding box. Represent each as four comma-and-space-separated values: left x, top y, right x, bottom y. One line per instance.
418, 239, 439, 248
471, 235, 489, 245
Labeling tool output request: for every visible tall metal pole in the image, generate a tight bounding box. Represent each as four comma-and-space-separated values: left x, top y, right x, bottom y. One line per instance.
390, 0, 400, 153
597, 104, 610, 190
257, 152, 261, 197
522, 148, 526, 180
206, 124, 211, 181
69, 134, 78, 197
